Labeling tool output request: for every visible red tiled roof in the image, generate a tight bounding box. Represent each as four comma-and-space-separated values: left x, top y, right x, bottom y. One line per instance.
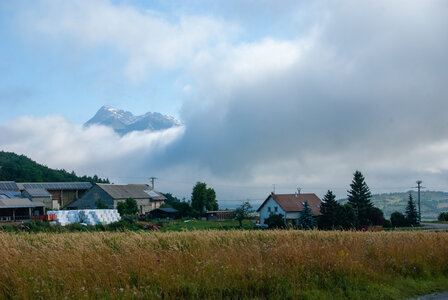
257, 193, 322, 215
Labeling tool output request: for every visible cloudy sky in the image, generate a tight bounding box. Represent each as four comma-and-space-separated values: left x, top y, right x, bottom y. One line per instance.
0, 0, 447, 207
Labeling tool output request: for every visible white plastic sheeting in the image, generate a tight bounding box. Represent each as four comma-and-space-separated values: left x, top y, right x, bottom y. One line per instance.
48, 209, 121, 226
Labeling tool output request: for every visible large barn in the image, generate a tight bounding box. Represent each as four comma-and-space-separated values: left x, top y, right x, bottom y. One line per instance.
67, 184, 166, 214
17, 182, 92, 209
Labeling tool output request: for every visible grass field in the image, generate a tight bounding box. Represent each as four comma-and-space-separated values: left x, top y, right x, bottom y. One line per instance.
1, 230, 448, 299
157, 219, 256, 231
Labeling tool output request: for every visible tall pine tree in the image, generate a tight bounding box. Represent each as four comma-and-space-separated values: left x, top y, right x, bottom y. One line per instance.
318, 190, 340, 229
298, 201, 316, 230
347, 170, 373, 227
405, 193, 418, 225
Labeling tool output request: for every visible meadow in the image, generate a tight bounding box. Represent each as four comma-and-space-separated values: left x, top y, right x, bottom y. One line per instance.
0, 230, 448, 299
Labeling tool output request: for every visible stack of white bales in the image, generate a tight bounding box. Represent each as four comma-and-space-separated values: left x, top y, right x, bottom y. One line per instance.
79, 209, 121, 225
48, 210, 80, 226
48, 209, 121, 226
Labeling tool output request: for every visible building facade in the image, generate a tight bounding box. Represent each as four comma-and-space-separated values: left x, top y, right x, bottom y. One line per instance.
67, 184, 166, 214
257, 193, 322, 226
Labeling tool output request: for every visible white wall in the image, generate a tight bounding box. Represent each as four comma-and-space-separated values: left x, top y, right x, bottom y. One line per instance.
259, 196, 286, 225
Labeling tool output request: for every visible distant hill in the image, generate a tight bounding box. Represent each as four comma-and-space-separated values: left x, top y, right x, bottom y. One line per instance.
339, 191, 448, 220
85, 105, 183, 136
0, 151, 109, 184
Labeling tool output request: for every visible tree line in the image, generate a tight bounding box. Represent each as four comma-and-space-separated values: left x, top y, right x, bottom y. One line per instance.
266, 170, 419, 230
0, 151, 109, 184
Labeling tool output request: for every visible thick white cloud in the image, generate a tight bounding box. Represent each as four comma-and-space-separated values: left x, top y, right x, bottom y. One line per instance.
0, 115, 184, 179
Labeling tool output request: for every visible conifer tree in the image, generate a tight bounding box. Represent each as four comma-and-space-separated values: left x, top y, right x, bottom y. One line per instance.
405, 193, 418, 225
347, 170, 373, 227
298, 201, 316, 230
318, 190, 340, 229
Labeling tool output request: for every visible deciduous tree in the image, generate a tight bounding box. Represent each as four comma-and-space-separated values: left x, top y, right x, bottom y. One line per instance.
234, 201, 252, 228
191, 182, 218, 215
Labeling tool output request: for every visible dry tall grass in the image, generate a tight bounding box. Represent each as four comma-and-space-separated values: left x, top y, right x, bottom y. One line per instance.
0, 230, 447, 299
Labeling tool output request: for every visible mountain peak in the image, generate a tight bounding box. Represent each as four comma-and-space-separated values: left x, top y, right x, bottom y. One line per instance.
85, 105, 182, 135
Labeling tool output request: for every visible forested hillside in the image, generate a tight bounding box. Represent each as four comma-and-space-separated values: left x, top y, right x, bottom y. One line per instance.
0, 151, 109, 183
340, 191, 448, 220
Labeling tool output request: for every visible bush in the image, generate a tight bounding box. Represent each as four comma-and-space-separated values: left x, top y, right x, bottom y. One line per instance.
106, 220, 144, 232
390, 211, 409, 227
383, 219, 392, 228
264, 214, 285, 229
438, 212, 448, 222
0, 224, 15, 232
23, 221, 52, 233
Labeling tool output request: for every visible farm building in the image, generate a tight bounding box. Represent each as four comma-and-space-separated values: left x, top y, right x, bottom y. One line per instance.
22, 188, 53, 209
149, 207, 179, 219
257, 192, 322, 226
66, 184, 166, 214
205, 210, 235, 221
0, 190, 45, 221
17, 182, 92, 209
0, 181, 20, 191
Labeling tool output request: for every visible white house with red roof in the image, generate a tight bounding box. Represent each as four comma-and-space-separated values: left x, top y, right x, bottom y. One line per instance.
257, 192, 322, 226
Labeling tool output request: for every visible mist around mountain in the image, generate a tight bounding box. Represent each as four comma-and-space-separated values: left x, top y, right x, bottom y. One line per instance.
85, 105, 183, 135
339, 191, 448, 220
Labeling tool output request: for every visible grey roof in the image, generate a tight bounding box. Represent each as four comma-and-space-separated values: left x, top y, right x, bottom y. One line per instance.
17, 182, 92, 191
24, 188, 51, 197
0, 190, 23, 199
97, 184, 167, 200
0, 182, 19, 191
0, 198, 45, 208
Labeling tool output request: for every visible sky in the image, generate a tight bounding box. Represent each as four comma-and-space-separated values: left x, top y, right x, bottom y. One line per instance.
1, 0, 448, 208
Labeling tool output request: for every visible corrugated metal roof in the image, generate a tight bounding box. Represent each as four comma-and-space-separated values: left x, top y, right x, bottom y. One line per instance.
24, 188, 51, 197
0, 190, 23, 199
0, 198, 44, 208
97, 184, 166, 200
18, 182, 92, 190
0, 181, 19, 191
257, 193, 322, 215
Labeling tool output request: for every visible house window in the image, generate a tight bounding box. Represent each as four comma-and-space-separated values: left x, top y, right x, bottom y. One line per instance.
274, 207, 278, 212
268, 207, 271, 212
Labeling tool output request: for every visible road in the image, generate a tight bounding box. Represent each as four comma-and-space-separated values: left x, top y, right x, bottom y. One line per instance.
409, 291, 448, 300
421, 222, 448, 231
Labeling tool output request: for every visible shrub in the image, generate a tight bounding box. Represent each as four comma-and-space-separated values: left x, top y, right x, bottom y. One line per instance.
438, 212, 448, 222
390, 211, 409, 227
264, 213, 285, 229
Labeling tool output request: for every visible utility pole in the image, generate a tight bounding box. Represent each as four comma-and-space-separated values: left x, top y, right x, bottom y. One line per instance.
413, 180, 425, 223
149, 177, 158, 189
272, 184, 276, 194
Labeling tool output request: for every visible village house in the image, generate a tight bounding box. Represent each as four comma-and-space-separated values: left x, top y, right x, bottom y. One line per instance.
66, 184, 166, 214
257, 192, 322, 226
